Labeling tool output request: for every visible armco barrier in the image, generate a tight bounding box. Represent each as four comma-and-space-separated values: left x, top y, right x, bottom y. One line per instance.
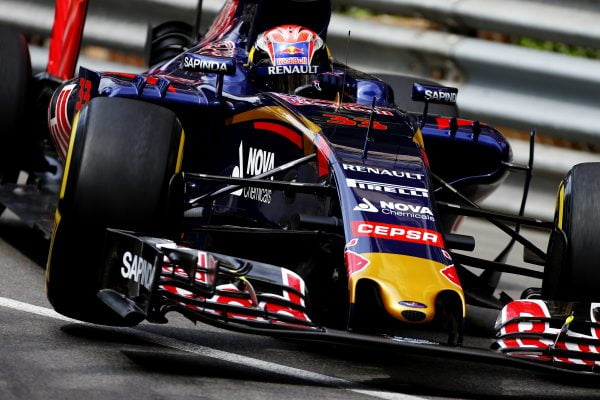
330, 0, 600, 49
1, 0, 599, 144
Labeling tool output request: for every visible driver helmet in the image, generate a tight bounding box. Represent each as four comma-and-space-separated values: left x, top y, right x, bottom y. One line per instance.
248, 25, 332, 94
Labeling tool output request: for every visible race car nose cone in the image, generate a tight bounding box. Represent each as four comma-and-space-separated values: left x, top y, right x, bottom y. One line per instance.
348, 253, 465, 324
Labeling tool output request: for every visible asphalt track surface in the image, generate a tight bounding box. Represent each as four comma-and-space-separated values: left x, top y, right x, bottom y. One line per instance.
1, 209, 600, 400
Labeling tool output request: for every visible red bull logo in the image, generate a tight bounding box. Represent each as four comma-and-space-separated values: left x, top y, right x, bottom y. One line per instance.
271, 42, 311, 67
275, 56, 308, 66
279, 45, 305, 55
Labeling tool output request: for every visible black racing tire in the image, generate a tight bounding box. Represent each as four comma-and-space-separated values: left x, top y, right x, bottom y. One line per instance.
543, 163, 600, 301
46, 97, 184, 325
145, 21, 193, 68
0, 25, 31, 183
373, 73, 459, 117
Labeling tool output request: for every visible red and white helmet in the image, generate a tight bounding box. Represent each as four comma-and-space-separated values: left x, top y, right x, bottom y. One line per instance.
249, 25, 332, 93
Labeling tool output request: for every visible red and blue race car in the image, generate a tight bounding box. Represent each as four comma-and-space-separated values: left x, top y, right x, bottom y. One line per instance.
2, 0, 600, 375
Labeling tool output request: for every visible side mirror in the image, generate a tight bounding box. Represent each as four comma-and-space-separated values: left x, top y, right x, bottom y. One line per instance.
182, 52, 236, 99
411, 83, 458, 128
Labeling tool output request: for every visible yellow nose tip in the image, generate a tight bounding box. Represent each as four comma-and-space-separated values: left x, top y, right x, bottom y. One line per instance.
348, 253, 465, 324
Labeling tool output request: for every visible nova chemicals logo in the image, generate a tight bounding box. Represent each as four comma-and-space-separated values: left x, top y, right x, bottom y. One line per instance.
354, 198, 378, 213
353, 198, 434, 221
379, 201, 434, 221
231, 141, 275, 204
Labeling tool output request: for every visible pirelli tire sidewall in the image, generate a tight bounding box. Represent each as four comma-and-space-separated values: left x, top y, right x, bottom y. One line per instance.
46, 97, 184, 325
543, 163, 600, 301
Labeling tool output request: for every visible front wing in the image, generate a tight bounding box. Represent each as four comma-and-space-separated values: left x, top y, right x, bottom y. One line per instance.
100, 229, 316, 330
495, 299, 600, 373
97, 229, 600, 377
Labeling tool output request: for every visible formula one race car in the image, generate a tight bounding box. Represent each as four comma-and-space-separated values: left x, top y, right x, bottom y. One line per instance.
3, 0, 600, 375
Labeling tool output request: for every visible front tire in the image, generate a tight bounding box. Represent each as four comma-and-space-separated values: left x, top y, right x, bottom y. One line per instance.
46, 97, 184, 325
543, 163, 600, 301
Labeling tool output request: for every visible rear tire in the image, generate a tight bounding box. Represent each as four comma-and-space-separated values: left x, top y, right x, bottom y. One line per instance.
145, 21, 193, 68
46, 97, 184, 325
543, 163, 600, 301
0, 25, 31, 185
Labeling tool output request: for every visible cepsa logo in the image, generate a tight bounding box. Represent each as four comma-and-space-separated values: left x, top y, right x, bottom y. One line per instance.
352, 221, 443, 247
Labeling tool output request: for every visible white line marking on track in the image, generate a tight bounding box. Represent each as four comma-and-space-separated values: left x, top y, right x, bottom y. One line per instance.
0, 296, 427, 400
352, 390, 427, 400
0, 296, 80, 323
